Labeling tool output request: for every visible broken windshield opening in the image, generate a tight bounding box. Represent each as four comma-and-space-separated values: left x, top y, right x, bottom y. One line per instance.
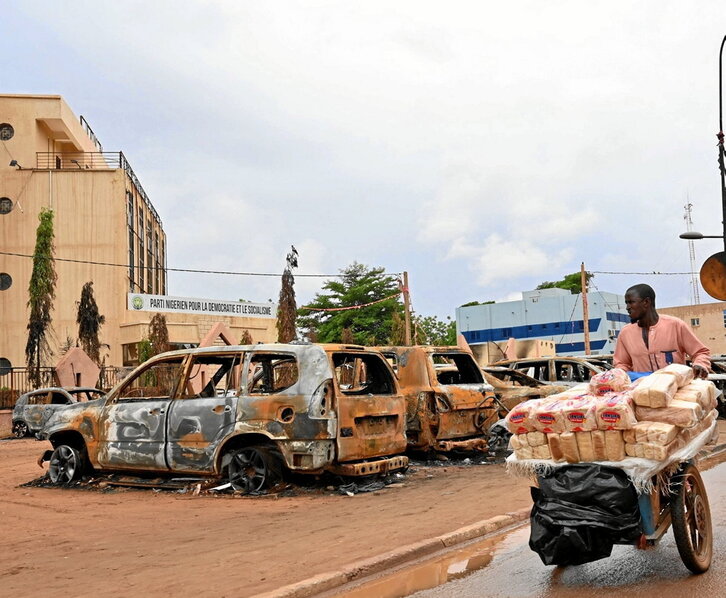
431, 353, 483, 385
332, 353, 394, 395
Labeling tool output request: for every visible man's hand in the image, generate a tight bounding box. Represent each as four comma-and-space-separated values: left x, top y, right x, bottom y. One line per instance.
692, 364, 709, 379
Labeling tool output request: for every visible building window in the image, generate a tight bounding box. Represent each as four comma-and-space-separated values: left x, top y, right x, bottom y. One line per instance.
0, 123, 14, 141
0, 357, 11, 376
0, 197, 13, 214
127, 192, 135, 289
691, 318, 700, 327
0, 273, 12, 291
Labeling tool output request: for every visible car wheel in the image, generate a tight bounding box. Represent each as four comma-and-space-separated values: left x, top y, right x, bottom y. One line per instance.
226, 445, 283, 493
12, 421, 29, 438
48, 445, 85, 485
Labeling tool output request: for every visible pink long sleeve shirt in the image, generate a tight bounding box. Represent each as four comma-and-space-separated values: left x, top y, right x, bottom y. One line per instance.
613, 314, 711, 372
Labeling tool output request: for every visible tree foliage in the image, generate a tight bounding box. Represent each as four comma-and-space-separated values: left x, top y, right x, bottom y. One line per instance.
25, 208, 58, 385
413, 315, 457, 346
298, 262, 403, 345
460, 300, 495, 307
239, 329, 253, 345
536, 271, 593, 294
148, 313, 170, 356
77, 281, 105, 365
277, 246, 298, 343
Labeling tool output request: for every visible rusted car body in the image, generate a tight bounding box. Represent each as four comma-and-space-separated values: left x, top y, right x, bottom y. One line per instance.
481, 366, 566, 410
375, 346, 496, 452
12, 387, 103, 438
491, 356, 604, 387
38, 344, 408, 489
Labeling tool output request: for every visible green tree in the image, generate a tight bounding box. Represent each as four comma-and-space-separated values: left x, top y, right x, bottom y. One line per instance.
77, 281, 105, 365
148, 313, 170, 355
536, 271, 593, 294
298, 262, 403, 345
25, 208, 58, 386
460, 300, 495, 307
277, 246, 298, 343
413, 315, 457, 346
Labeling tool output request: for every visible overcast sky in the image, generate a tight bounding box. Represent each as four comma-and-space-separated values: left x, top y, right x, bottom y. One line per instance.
4, 2, 726, 319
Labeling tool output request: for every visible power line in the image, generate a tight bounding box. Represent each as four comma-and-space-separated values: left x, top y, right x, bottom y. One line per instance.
0, 250, 396, 279
591, 270, 696, 276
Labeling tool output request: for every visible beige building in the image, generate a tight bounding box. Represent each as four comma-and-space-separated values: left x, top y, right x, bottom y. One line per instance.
660, 301, 726, 356
0, 94, 276, 371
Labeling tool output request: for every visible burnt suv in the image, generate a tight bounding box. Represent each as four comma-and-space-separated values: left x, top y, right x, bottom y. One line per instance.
375, 346, 497, 452
38, 344, 408, 490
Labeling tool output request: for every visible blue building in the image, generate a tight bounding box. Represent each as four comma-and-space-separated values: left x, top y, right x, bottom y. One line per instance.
456, 288, 629, 356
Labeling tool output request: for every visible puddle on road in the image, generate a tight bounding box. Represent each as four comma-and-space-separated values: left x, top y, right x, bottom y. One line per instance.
333, 525, 529, 598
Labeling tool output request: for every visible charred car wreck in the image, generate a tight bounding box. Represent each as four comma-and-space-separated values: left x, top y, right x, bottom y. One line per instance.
375, 346, 497, 453
37, 344, 408, 491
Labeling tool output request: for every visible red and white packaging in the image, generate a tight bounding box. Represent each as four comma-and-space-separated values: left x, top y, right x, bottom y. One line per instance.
531, 398, 567, 434
589, 368, 631, 396
505, 399, 541, 435
561, 395, 598, 432
595, 392, 637, 430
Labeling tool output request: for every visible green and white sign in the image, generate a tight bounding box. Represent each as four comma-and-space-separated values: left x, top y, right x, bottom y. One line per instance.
128, 293, 276, 318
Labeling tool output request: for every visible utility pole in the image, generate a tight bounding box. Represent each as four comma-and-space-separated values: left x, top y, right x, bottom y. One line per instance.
403, 271, 412, 345
684, 202, 701, 304
581, 262, 591, 355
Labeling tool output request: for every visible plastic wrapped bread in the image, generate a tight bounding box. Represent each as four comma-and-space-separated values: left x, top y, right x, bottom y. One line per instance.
575, 432, 596, 462
675, 380, 718, 412
658, 363, 694, 387
561, 395, 598, 432
505, 399, 541, 434
595, 392, 637, 430
631, 373, 678, 408
589, 368, 631, 396
526, 431, 548, 447
532, 444, 552, 460
547, 433, 565, 463
592, 430, 608, 461
604, 430, 626, 461
623, 421, 678, 445
635, 399, 704, 428
514, 446, 534, 460
559, 432, 580, 463
680, 409, 718, 442
532, 398, 567, 434
625, 435, 685, 460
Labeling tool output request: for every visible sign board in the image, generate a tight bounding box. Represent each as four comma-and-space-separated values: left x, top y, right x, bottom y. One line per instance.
128, 294, 276, 318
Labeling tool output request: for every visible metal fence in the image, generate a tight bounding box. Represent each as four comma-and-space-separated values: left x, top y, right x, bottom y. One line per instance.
0, 366, 131, 409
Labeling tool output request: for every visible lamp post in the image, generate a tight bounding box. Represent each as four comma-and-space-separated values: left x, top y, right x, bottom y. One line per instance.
678, 35, 726, 300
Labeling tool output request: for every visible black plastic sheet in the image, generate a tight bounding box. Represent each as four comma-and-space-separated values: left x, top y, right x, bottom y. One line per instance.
529, 464, 641, 566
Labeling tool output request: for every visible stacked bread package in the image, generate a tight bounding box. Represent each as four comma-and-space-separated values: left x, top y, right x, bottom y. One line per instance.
506, 364, 718, 464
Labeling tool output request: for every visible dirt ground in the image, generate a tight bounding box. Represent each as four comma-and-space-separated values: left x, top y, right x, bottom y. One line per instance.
2, 422, 724, 598
0, 439, 535, 598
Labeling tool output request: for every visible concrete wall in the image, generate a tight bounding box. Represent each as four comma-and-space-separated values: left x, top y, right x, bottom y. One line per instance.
660, 301, 726, 355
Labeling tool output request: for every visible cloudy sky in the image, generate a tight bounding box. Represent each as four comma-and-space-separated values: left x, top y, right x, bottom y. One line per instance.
4, 2, 726, 318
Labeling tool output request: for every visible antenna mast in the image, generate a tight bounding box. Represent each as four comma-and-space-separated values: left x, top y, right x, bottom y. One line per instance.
684, 202, 701, 304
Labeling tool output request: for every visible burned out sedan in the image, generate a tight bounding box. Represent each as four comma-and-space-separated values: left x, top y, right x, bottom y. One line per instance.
375, 346, 496, 453
481, 366, 566, 410
38, 344, 408, 490
12, 387, 103, 438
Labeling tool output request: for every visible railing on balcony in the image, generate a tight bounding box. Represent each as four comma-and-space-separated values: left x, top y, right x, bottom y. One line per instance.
35, 151, 163, 225
80, 115, 104, 152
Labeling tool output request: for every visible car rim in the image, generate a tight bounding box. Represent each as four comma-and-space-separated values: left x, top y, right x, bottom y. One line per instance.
228, 449, 267, 492
13, 422, 28, 438
684, 474, 708, 556
49, 446, 78, 484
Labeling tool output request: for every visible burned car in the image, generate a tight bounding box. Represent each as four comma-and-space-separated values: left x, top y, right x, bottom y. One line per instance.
375, 346, 497, 452
12, 387, 103, 438
491, 356, 604, 387
38, 344, 408, 490
481, 366, 566, 410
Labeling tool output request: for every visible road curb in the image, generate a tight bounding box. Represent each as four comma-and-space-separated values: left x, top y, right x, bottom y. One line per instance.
253, 507, 531, 598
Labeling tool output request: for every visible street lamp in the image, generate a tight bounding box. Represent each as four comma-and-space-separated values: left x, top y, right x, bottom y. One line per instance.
678, 35, 726, 301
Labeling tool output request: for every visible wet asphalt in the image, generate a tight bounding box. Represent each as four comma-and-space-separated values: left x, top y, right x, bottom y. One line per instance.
410, 460, 726, 598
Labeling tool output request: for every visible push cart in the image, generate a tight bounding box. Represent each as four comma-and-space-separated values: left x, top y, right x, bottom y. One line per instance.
528, 459, 713, 573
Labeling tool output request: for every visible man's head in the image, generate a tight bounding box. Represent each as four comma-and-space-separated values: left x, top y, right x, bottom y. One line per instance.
624, 284, 656, 324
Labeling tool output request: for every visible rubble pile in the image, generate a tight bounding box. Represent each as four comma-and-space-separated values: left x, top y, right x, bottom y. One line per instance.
506, 365, 719, 464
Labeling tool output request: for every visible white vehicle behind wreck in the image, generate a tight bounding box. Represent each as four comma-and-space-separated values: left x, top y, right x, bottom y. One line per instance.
38, 343, 409, 491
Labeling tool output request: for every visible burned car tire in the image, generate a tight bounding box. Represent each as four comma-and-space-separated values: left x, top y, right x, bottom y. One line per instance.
48, 445, 85, 485
226, 445, 283, 493
12, 421, 29, 438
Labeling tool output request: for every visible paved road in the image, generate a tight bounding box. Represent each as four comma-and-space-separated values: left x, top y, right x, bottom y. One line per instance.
412, 461, 726, 598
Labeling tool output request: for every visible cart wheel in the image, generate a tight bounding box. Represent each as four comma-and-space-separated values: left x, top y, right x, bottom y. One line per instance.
671, 463, 712, 574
